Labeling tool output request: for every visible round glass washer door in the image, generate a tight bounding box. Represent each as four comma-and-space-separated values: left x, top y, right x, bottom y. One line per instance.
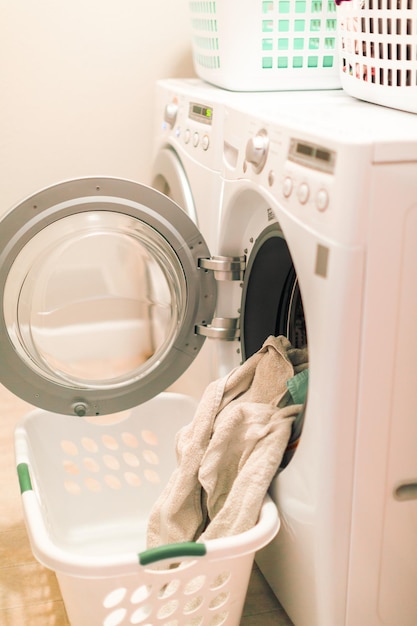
0, 177, 216, 416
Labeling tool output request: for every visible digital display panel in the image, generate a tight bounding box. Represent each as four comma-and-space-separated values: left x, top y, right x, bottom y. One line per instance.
289, 138, 335, 173
297, 143, 314, 157
189, 102, 213, 125
316, 149, 332, 162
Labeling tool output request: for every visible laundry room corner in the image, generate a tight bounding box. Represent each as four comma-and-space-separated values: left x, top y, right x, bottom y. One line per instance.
1, 1, 417, 625
0, 0, 195, 210
0, 2, 195, 623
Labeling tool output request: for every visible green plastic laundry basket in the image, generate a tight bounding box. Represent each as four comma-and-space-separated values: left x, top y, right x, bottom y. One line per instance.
189, 0, 341, 90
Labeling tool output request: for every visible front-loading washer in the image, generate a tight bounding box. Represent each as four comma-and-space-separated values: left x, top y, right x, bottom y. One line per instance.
211, 91, 417, 626
148, 78, 247, 399
150, 78, 231, 253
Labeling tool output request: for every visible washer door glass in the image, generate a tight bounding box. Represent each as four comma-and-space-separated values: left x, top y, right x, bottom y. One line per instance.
0, 178, 216, 416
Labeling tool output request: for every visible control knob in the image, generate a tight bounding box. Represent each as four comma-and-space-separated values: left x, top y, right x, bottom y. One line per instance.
164, 101, 178, 128
245, 129, 269, 173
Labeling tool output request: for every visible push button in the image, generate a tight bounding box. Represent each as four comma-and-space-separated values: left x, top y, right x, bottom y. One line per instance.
193, 132, 199, 147
297, 182, 310, 205
316, 189, 329, 211
283, 176, 293, 198
202, 134, 210, 151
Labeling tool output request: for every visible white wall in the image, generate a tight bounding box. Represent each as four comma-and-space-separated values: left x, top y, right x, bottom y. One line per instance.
0, 0, 195, 211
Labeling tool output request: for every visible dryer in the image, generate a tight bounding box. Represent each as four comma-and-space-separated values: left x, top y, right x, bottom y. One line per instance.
213, 90, 417, 626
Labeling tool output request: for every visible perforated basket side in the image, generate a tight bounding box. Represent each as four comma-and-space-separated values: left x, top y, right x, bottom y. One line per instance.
189, 1, 220, 74
14, 395, 199, 562
56, 545, 255, 626
54, 496, 279, 626
336, 0, 417, 113
189, 0, 341, 91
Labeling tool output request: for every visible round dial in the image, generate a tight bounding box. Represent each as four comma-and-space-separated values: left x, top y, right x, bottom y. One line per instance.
164, 102, 178, 128
245, 129, 269, 173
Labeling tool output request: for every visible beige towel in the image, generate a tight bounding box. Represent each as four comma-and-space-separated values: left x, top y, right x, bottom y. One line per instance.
147, 335, 308, 547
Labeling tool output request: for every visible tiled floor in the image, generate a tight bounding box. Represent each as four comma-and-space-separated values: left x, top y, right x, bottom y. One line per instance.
241, 564, 294, 626
0, 382, 293, 625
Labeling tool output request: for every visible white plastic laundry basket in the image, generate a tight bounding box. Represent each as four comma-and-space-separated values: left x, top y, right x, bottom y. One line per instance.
335, 0, 417, 113
15, 393, 280, 626
189, 0, 341, 90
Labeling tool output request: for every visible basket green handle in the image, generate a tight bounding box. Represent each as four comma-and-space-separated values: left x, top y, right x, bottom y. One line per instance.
17, 463, 33, 493
139, 542, 206, 566
17, 463, 207, 567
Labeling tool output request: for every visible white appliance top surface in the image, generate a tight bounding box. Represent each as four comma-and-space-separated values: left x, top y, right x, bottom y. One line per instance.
231, 89, 417, 163
158, 80, 417, 162
157, 77, 247, 105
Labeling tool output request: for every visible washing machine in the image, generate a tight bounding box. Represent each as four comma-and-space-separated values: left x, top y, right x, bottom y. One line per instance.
150, 78, 231, 252
148, 78, 247, 399
1, 89, 416, 626
212, 90, 417, 626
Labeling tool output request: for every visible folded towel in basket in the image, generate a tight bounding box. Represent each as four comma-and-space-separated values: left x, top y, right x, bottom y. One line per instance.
147, 335, 308, 547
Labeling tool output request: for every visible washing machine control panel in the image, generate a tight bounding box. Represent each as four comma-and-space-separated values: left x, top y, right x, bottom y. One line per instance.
281, 137, 335, 214
164, 97, 215, 130
239, 123, 333, 215
241, 123, 336, 222
160, 93, 223, 162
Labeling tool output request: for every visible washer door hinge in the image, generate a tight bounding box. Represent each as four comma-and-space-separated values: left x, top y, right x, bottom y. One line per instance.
196, 317, 240, 341
198, 255, 246, 281
196, 256, 244, 341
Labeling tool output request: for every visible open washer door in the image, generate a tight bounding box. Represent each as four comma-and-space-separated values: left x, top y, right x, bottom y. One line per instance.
0, 177, 216, 416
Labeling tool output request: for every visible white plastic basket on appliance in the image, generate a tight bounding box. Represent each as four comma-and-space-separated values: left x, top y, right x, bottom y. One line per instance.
189, 0, 341, 90
335, 0, 417, 113
15, 393, 280, 626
